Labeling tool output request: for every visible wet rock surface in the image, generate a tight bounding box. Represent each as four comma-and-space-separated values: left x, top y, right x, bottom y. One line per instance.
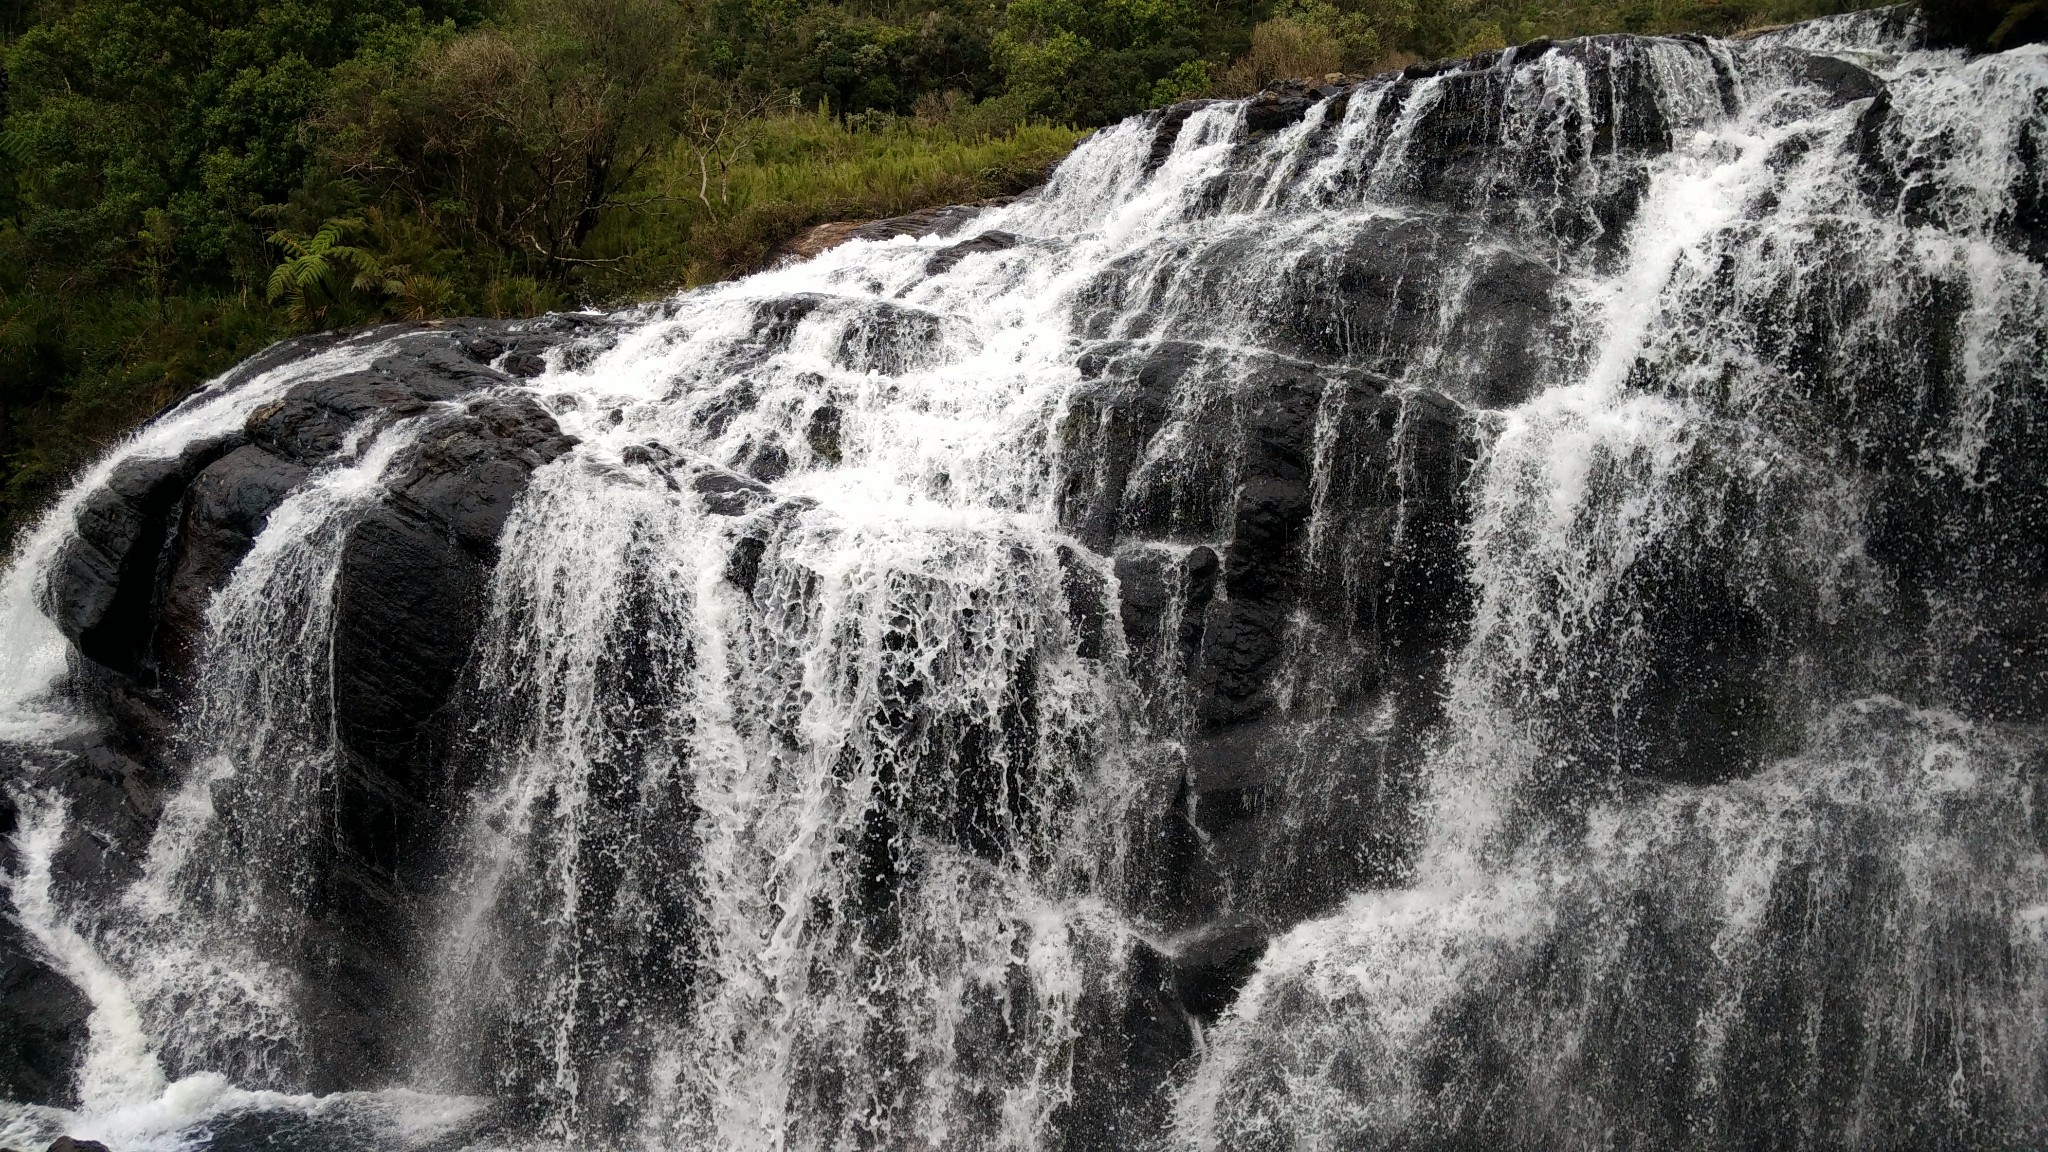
774, 198, 1022, 265
26, 318, 582, 1090
0, 786, 90, 1109
1060, 337, 1470, 927
6, 14, 2047, 1151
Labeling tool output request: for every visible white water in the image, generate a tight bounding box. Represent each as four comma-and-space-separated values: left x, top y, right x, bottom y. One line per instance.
2, 10, 2045, 1151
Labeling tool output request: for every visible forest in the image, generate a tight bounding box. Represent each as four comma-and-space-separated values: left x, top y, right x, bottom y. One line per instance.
0, 0, 1904, 541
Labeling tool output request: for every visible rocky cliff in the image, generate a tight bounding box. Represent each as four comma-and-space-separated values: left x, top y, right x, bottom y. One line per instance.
2, 8, 2045, 1151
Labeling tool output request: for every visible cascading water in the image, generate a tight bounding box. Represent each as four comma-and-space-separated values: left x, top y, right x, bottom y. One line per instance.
2, 9, 2044, 1150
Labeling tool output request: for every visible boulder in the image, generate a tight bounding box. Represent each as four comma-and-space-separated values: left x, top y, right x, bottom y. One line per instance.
155, 446, 309, 678
1170, 919, 1270, 1020
49, 436, 245, 683
1054, 335, 1471, 928
773, 199, 1018, 265
924, 230, 1020, 277
1243, 82, 1317, 135
306, 390, 574, 1085
1145, 100, 1220, 171
25, 319, 584, 1094
1062, 936, 1197, 1151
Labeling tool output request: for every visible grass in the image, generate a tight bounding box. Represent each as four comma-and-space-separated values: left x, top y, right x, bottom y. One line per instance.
579, 110, 1087, 298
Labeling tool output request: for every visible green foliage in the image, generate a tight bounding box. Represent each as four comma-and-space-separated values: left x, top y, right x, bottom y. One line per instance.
993, 0, 1223, 125
265, 217, 383, 324
578, 109, 1083, 294
1221, 0, 1410, 93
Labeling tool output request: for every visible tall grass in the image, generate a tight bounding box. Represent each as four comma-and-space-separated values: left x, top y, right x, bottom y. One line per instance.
579, 111, 1086, 298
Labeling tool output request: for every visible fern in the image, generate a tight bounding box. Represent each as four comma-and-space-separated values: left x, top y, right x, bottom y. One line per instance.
265, 219, 385, 325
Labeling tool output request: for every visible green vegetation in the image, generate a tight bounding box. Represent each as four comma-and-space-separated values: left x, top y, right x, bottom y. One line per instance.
1, 0, 1888, 544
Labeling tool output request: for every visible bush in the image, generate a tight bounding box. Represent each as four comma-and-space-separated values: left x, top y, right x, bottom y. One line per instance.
994, 0, 1220, 125
1218, 0, 1404, 94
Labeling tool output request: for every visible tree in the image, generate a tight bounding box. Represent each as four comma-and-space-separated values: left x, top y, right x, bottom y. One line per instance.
993, 0, 1216, 125
319, 0, 710, 279
1, 0, 482, 291
677, 82, 801, 211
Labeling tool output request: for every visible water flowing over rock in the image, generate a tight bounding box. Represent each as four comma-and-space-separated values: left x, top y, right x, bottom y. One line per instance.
1, 9, 2045, 1150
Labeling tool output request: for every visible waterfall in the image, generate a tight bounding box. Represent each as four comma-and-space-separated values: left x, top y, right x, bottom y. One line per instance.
2, 9, 2045, 1150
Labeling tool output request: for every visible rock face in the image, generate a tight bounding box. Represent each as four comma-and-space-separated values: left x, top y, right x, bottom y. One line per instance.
773, 198, 1021, 265
0, 786, 90, 1108
6, 13, 2046, 1152
19, 318, 582, 1091
1057, 340, 1472, 928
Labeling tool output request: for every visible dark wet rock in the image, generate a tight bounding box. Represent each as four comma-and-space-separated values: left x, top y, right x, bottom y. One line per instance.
239, 319, 589, 469
1058, 544, 1112, 661
1171, 919, 1269, 1020
750, 294, 829, 351
49, 436, 245, 682
0, 790, 90, 1110
1150, 215, 1563, 399
806, 404, 844, 464
1064, 936, 1198, 1151
837, 301, 947, 375
156, 446, 310, 679
739, 439, 790, 483
47, 1138, 112, 1152
327, 392, 577, 776
25, 735, 165, 910
1194, 598, 1292, 730
241, 333, 519, 466
1057, 340, 1204, 548
1063, 346, 1454, 701
301, 392, 574, 1086
1446, 249, 1559, 407
25, 319, 586, 1096
1853, 90, 1904, 206
1113, 545, 1217, 660
621, 442, 673, 468
1146, 100, 1220, 171
503, 351, 547, 378
1244, 82, 1317, 134
1798, 53, 1884, 106
725, 499, 815, 603
1407, 54, 1470, 80
1057, 335, 1467, 928
691, 467, 774, 517
727, 536, 769, 598
1062, 918, 1270, 1144
924, 230, 1020, 276
390, 394, 575, 554
459, 334, 505, 364
690, 379, 762, 441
